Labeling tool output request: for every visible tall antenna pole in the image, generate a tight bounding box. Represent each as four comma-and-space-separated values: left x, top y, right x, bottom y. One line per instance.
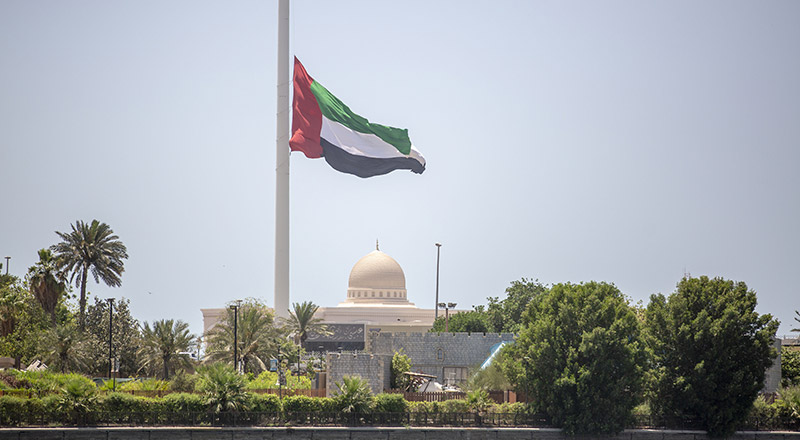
274, 0, 290, 319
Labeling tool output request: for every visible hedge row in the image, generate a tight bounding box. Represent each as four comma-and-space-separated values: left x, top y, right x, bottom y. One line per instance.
0, 393, 529, 427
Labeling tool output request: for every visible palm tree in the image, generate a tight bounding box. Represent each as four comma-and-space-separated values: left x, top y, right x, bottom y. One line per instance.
38, 322, 90, 373
197, 363, 248, 413
28, 249, 67, 325
138, 319, 195, 380
793, 310, 800, 333
282, 301, 330, 346
204, 301, 281, 373
51, 220, 128, 331
0, 282, 25, 337
333, 376, 374, 413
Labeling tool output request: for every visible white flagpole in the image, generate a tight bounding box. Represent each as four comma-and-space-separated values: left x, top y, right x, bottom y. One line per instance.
274, 0, 290, 319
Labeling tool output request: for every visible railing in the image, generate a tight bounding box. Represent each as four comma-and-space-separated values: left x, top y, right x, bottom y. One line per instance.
1, 410, 793, 431
387, 390, 508, 404
0, 411, 551, 428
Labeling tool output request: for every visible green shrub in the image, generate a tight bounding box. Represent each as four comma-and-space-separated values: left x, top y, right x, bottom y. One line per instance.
489, 402, 529, 415
4, 370, 95, 396
747, 395, 779, 430
776, 386, 800, 429
101, 392, 149, 413
282, 395, 321, 413
246, 371, 312, 390
118, 378, 169, 392
0, 371, 31, 390
0, 395, 27, 425
441, 398, 469, 413
161, 392, 206, 413
374, 393, 409, 413
318, 397, 337, 412
169, 370, 198, 393
40, 394, 61, 413
246, 393, 281, 413
408, 401, 434, 413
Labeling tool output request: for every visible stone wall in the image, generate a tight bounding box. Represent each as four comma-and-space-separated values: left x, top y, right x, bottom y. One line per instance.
326, 352, 391, 396
763, 337, 782, 393
2, 427, 799, 440
367, 332, 515, 384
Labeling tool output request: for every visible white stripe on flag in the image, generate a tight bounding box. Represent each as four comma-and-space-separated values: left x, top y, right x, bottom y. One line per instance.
321, 118, 425, 165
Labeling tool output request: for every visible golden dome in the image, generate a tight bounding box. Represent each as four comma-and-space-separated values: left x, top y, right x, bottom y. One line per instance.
344, 246, 409, 304
348, 250, 406, 290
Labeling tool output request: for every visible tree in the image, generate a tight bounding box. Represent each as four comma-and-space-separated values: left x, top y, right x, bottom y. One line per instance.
204, 299, 281, 374
487, 278, 547, 333
27, 249, 68, 325
430, 308, 493, 333
0, 277, 52, 367
503, 281, 645, 434
782, 349, 800, 388
37, 322, 89, 373
51, 220, 128, 331
0, 276, 26, 338
139, 319, 195, 379
390, 349, 412, 390
283, 301, 330, 346
793, 310, 800, 332
644, 276, 779, 437
84, 297, 141, 377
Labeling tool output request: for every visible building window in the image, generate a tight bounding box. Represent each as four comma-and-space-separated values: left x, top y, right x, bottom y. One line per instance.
443, 367, 469, 385
436, 348, 444, 361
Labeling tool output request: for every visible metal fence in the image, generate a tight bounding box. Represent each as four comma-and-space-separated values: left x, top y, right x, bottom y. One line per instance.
0, 410, 793, 431
386, 390, 508, 403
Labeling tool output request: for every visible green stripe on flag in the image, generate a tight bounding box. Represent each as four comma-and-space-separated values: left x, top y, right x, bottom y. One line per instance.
310, 81, 412, 155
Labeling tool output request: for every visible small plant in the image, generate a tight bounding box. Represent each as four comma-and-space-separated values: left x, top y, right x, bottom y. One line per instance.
56, 378, 98, 424
197, 363, 247, 413
466, 389, 492, 414
333, 376, 373, 413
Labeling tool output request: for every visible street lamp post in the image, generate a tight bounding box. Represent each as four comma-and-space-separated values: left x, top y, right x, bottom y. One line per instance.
230, 301, 241, 373
107, 298, 115, 391
4, 256, 9, 275
437, 302, 457, 332
434, 243, 441, 320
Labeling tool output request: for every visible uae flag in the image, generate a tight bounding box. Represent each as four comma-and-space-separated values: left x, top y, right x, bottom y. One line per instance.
289, 58, 426, 178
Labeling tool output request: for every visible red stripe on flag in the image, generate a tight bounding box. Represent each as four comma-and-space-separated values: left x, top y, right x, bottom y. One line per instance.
289, 57, 323, 158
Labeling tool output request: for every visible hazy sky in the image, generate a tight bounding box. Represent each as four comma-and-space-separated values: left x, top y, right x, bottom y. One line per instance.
2, 1, 798, 338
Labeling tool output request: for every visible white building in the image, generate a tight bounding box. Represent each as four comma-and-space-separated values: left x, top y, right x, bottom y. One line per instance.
201, 244, 438, 335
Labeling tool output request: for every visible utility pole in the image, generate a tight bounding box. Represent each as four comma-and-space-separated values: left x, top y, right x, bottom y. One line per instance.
434, 243, 441, 319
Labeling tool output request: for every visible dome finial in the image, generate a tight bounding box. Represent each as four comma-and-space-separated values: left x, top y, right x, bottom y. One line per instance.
376, 239, 379, 251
